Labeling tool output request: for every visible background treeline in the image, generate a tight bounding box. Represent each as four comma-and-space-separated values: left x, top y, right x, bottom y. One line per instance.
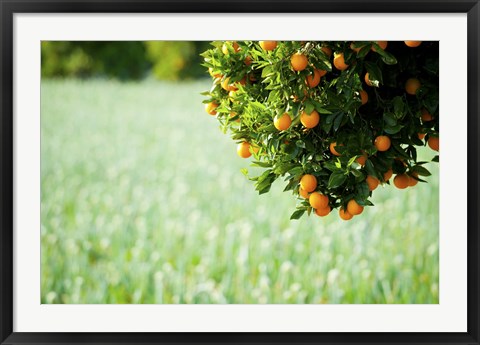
41, 41, 211, 80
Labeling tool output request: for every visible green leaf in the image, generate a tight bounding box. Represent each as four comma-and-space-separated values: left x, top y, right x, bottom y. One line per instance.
383, 112, 397, 126
296, 140, 306, 148
290, 209, 306, 220
411, 165, 432, 176
333, 112, 345, 132
364, 61, 383, 85
375, 49, 398, 65
251, 161, 272, 168
384, 124, 404, 135
304, 101, 315, 115
328, 171, 347, 189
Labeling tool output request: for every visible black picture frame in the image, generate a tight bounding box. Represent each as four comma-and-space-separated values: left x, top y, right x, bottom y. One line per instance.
1, 1, 479, 344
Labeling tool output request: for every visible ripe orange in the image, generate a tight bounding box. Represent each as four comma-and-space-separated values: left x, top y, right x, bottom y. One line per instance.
208, 67, 222, 79
222, 41, 240, 55
405, 41, 422, 47
321, 46, 332, 57
306, 69, 321, 88
418, 132, 426, 140
333, 52, 349, 71
330, 142, 341, 156
428, 136, 439, 151
347, 199, 364, 215
421, 108, 433, 122
374, 135, 391, 151
318, 69, 327, 77
364, 72, 373, 87
366, 175, 380, 191
315, 205, 331, 217
393, 174, 410, 189
356, 154, 368, 166
259, 41, 277, 51
309, 192, 329, 209
237, 142, 252, 158
221, 77, 238, 92
408, 172, 419, 187
371, 41, 388, 52
383, 168, 393, 182
300, 174, 317, 193
339, 207, 353, 220
274, 113, 292, 131
359, 90, 368, 105
299, 187, 310, 199
291, 53, 308, 71
405, 78, 421, 95
300, 110, 320, 128
205, 102, 218, 115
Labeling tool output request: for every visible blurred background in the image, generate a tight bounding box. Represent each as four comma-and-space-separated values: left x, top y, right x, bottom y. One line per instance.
41, 41, 439, 304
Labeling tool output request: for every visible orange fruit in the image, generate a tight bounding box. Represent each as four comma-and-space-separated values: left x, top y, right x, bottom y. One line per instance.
371, 41, 388, 52
374, 135, 391, 151
359, 90, 368, 105
237, 142, 252, 158
208, 67, 222, 79
393, 174, 410, 189
405, 78, 421, 95
221, 77, 237, 92
418, 132, 426, 140
299, 187, 310, 199
244, 56, 252, 66
222, 41, 240, 55
309, 192, 329, 209
383, 168, 393, 182
259, 41, 277, 51
366, 175, 380, 191
300, 110, 320, 128
330, 142, 341, 156
364, 72, 373, 87
300, 174, 317, 193
405, 41, 422, 47
408, 172, 419, 187
321, 46, 332, 57
205, 102, 218, 115
291, 53, 308, 71
333, 52, 349, 71
428, 136, 439, 151
356, 154, 368, 166
339, 207, 353, 220
306, 69, 321, 88
347, 199, 364, 215
274, 113, 292, 131
315, 205, 331, 217
318, 69, 327, 77
421, 108, 433, 122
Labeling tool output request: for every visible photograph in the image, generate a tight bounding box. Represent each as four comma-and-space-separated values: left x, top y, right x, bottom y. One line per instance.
40, 40, 440, 305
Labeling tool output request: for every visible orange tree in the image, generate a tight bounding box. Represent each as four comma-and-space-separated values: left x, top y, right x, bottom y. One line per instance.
201, 41, 439, 220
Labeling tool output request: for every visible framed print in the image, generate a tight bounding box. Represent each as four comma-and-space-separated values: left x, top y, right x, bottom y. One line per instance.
1, 1, 479, 344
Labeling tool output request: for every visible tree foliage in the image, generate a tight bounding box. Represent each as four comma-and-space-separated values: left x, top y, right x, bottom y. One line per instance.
202, 41, 439, 220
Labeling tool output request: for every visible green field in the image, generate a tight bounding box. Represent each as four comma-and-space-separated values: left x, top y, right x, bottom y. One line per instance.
41, 79, 439, 304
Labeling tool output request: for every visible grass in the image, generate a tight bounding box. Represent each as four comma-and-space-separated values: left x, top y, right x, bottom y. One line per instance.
41, 78, 439, 304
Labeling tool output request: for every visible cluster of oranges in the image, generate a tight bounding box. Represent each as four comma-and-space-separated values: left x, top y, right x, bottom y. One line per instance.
203, 41, 439, 220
